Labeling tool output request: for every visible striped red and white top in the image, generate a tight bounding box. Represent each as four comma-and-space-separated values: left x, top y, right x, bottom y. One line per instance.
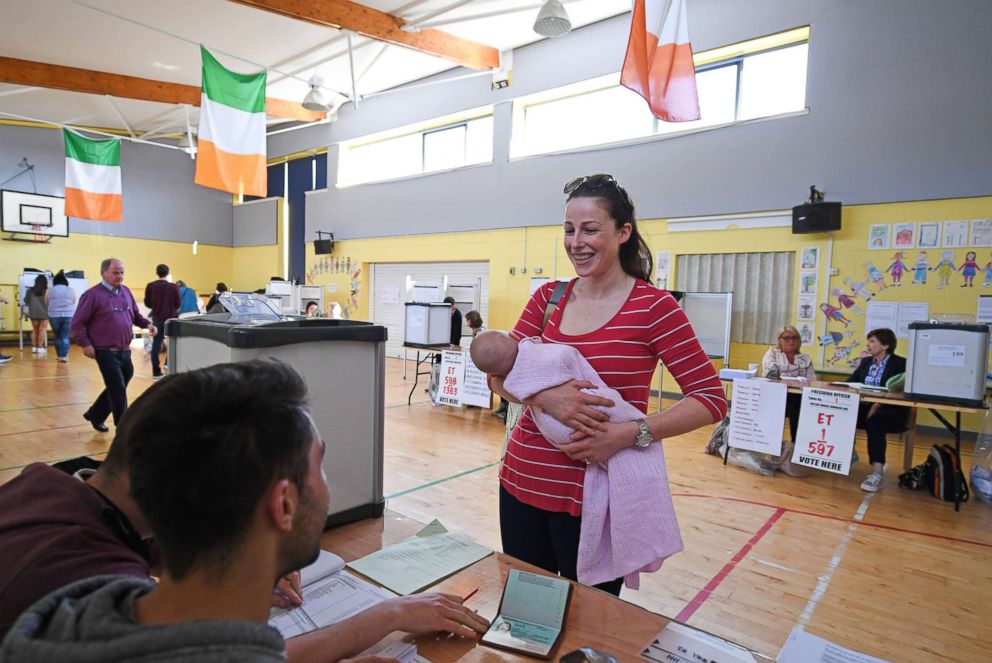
500, 279, 727, 516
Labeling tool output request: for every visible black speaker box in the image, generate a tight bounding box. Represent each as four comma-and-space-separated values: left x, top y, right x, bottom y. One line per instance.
314, 238, 334, 255
792, 202, 842, 234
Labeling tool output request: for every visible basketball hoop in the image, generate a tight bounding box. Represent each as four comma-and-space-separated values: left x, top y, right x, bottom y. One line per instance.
30, 225, 49, 243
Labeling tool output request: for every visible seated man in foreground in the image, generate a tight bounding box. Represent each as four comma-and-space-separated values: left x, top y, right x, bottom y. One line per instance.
1, 359, 487, 662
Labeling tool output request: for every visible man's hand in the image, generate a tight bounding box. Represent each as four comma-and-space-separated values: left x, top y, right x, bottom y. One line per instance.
385, 593, 490, 638
82, 346, 96, 360
530, 380, 614, 437
147, 324, 158, 337
271, 571, 303, 609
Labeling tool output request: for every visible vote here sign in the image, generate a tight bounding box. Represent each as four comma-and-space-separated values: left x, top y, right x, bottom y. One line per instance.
791, 387, 860, 475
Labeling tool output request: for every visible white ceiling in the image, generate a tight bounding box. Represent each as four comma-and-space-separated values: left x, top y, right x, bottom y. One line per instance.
0, 0, 630, 142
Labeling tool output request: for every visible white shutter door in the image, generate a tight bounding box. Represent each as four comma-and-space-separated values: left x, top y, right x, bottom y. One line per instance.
371, 262, 489, 359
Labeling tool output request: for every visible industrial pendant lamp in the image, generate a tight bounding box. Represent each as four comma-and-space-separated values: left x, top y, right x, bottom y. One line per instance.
302, 75, 332, 112
533, 0, 571, 38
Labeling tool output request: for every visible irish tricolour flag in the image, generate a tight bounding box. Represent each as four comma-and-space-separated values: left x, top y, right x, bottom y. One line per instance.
64, 129, 123, 222
194, 47, 267, 197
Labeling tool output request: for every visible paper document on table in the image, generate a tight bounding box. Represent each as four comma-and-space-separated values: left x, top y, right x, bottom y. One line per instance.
269, 551, 396, 639
777, 626, 890, 662
481, 570, 572, 659
829, 382, 886, 392
347, 519, 493, 595
640, 622, 756, 662
366, 640, 431, 663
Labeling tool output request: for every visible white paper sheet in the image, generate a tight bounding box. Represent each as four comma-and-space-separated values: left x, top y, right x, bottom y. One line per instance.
777, 626, 890, 662
791, 387, 860, 475
269, 569, 396, 639
728, 378, 788, 456
895, 302, 929, 338
641, 622, 756, 663
864, 301, 897, 334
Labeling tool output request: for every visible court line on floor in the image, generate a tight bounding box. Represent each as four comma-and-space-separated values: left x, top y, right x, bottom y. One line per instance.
796, 492, 874, 627
0, 401, 90, 413
675, 507, 786, 622
0, 423, 96, 438
0, 451, 108, 474
673, 492, 992, 549
385, 462, 498, 500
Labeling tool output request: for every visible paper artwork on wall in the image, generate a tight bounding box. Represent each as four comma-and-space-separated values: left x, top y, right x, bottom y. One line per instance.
971, 219, 992, 247
800, 246, 819, 270
865, 261, 888, 291
960, 251, 979, 287
797, 322, 814, 346
893, 223, 915, 249
799, 271, 817, 295
910, 250, 931, 285
943, 220, 969, 248
917, 222, 941, 249
885, 252, 909, 287
868, 224, 890, 250
820, 302, 852, 327
934, 250, 957, 289
797, 296, 816, 320
655, 250, 671, 291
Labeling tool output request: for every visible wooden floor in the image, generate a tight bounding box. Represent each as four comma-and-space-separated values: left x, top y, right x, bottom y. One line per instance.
2, 345, 991, 661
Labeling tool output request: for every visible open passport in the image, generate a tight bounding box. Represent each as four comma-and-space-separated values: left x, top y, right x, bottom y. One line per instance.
481, 570, 573, 659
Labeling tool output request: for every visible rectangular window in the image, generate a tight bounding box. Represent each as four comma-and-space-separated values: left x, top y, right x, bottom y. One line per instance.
676, 252, 795, 345
511, 27, 809, 157
338, 108, 493, 187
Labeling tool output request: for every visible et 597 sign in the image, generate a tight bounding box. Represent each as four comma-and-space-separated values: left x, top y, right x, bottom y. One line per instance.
790, 387, 860, 475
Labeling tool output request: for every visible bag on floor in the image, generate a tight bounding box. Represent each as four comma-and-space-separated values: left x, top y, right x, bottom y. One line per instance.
924, 444, 969, 503
898, 463, 928, 490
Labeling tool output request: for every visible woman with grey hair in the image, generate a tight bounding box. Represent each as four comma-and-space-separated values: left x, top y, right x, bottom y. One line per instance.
761, 324, 817, 444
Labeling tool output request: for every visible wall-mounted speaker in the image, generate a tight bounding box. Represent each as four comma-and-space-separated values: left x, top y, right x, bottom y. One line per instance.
314, 238, 334, 255
792, 202, 842, 234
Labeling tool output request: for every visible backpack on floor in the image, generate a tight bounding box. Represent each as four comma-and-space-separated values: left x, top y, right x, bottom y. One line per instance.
924, 444, 969, 503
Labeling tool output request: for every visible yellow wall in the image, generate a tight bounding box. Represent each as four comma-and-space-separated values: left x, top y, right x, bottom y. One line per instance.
303, 195, 992, 432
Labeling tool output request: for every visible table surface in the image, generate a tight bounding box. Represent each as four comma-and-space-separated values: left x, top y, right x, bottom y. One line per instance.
320, 511, 673, 662
722, 378, 984, 413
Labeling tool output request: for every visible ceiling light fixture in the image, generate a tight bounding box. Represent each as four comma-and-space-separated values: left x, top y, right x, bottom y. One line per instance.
533, 0, 571, 38
302, 75, 332, 112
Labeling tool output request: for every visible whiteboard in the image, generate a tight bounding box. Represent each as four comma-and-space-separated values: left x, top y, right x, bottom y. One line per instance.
680, 292, 733, 361
19, 271, 88, 313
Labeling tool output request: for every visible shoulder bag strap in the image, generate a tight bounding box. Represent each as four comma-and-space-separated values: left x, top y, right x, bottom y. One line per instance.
541, 280, 570, 331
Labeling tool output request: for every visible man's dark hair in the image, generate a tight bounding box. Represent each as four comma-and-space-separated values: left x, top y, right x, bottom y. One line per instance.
867, 328, 897, 354
443, 296, 455, 305
156, 264, 170, 278
124, 360, 314, 580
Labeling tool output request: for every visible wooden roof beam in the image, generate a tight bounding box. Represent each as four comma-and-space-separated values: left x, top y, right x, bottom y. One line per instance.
0, 56, 325, 122
228, 0, 499, 71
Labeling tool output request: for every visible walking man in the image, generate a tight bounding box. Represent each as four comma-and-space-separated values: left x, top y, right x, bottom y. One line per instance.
144, 264, 180, 378
71, 258, 155, 432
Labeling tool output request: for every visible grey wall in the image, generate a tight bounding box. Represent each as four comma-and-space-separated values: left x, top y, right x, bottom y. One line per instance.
283, 0, 992, 241
0, 124, 234, 245
233, 198, 278, 246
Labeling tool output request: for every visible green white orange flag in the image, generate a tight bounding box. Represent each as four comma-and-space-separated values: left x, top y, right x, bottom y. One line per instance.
621, 0, 700, 122
194, 47, 267, 197
64, 129, 123, 222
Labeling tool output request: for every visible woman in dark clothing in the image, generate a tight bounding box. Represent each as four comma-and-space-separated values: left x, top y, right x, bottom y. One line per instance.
847, 328, 908, 493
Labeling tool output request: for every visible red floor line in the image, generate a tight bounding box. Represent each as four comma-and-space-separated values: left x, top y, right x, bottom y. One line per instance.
674, 507, 786, 623
673, 492, 992, 550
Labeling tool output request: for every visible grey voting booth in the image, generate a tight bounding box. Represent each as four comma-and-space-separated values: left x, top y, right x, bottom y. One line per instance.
166, 293, 387, 526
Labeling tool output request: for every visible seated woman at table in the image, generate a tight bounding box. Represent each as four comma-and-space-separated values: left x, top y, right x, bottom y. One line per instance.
761, 325, 817, 445
848, 327, 908, 493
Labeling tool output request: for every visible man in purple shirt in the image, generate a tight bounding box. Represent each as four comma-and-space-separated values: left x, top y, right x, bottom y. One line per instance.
71, 258, 156, 432
143, 264, 180, 379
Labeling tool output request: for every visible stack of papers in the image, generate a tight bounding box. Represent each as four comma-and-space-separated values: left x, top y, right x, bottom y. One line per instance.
348, 519, 493, 595
269, 550, 396, 639
368, 640, 431, 663
829, 382, 887, 392
720, 368, 758, 380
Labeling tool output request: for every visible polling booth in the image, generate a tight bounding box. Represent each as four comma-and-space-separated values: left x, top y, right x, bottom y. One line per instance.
166, 292, 387, 527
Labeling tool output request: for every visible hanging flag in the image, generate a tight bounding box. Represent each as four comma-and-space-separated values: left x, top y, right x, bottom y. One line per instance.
194, 46, 267, 197
64, 129, 123, 222
621, 0, 700, 122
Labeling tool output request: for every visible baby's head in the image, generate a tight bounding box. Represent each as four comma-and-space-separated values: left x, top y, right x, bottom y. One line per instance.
470, 330, 518, 376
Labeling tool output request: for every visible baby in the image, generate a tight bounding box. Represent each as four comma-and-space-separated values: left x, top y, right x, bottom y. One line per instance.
470, 331, 646, 445
470, 330, 682, 589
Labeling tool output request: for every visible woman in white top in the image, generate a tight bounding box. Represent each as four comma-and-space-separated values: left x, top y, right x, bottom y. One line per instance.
762, 325, 817, 443
46, 270, 77, 362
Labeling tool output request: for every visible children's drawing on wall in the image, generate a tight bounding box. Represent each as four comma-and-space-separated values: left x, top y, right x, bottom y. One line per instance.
983, 254, 992, 287
971, 218, 992, 247
886, 252, 908, 286
820, 302, 852, 327
917, 222, 941, 249
960, 251, 979, 287
797, 296, 816, 321
800, 246, 819, 270
843, 276, 874, 301
866, 261, 888, 291
831, 288, 863, 314
933, 250, 957, 289
868, 224, 890, 250
347, 267, 362, 318
942, 219, 969, 248
827, 340, 860, 366
819, 330, 854, 347
800, 271, 817, 295
911, 251, 930, 285
893, 222, 915, 249
797, 323, 814, 346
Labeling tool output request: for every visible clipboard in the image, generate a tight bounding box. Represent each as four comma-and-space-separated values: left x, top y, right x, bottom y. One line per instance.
480, 569, 573, 660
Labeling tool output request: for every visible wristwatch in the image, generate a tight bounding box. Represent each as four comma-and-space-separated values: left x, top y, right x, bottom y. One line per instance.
633, 420, 653, 448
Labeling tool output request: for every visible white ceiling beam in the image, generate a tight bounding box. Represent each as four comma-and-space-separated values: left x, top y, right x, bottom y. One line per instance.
104, 95, 135, 138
